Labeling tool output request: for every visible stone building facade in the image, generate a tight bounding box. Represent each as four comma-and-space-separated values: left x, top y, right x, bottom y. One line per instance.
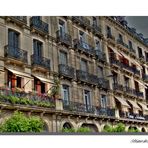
0, 16, 148, 132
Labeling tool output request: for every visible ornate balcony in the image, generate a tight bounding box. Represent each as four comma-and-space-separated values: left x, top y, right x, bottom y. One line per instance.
98, 78, 110, 90
6, 16, 27, 26
121, 63, 134, 74
63, 100, 96, 114
112, 83, 123, 92
95, 50, 106, 62
59, 64, 75, 79
0, 87, 55, 109
139, 55, 145, 62
129, 46, 136, 54
63, 100, 115, 117
31, 54, 50, 70
136, 91, 144, 98
73, 39, 95, 56
30, 17, 49, 35
110, 58, 121, 68
4, 45, 28, 63
91, 23, 102, 36
96, 108, 115, 117
123, 87, 143, 98
123, 86, 135, 96
133, 67, 140, 76
117, 39, 129, 49
76, 70, 98, 85
56, 30, 72, 47
72, 16, 91, 29
107, 33, 116, 44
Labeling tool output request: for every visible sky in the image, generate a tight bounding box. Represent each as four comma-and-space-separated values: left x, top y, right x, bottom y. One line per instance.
126, 16, 148, 38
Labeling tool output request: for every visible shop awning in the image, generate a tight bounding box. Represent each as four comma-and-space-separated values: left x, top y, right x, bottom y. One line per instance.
115, 97, 130, 108
7, 68, 32, 78
137, 102, 148, 111
127, 100, 141, 110
32, 75, 54, 84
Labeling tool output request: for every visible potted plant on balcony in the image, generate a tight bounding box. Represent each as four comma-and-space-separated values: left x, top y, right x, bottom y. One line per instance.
50, 77, 61, 99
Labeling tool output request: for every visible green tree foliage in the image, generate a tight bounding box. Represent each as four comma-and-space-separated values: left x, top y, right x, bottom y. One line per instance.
62, 128, 76, 133
103, 124, 114, 132
77, 127, 91, 133
0, 111, 44, 132
103, 123, 126, 132
113, 123, 126, 132
128, 127, 140, 132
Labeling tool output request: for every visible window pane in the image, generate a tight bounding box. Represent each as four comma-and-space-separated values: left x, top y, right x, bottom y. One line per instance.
59, 51, 67, 65
81, 60, 87, 72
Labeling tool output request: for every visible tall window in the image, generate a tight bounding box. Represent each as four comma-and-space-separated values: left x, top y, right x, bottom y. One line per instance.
138, 47, 143, 58
112, 72, 118, 84
98, 66, 103, 78
80, 59, 88, 72
124, 76, 129, 88
84, 90, 91, 110
95, 40, 101, 51
106, 26, 111, 37
62, 85, 70, 104
8, 30, 19, 48
59, 19, 65, 36
93, 17, 97, 26
59, 51, 67, 65
118, 34, 123, 42
128, 40, 133, 49
134, 81, 139, 92
34, 78, 45, 94
33, 39, 42, 58
100, 95, 108, 108
145, 52, 148, 62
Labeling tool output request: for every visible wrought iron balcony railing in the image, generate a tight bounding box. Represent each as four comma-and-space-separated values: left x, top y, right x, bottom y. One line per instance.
92, 23, 101, 35
123, 86, 134, 95
123, 87, 143, 98
30, 17, 49, 34
128, 46, 136, 54
9, 16, 27, 24
0, 87, 55, 109
139, 55, 145, 61
76, 70, 98, 85
31, 54, 50, 70
136, 91, 144, 98
117, 39, 129, 49
72, 16, 91, 29
112, 83, 123, 92
63, 100, 115, 117
56, 30, 72, 46
107, 33, 115, 41
96, 108, 115, 117
121, 62, 134, 73
4, 45, 28, 63
110, 58, 121, 67
63, 100, 96, 114
98, 78, 110, 89
59, 64, 75, 79
95, 50, 106, 62
133, 67, 140, 76
73, 39, 95, 56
